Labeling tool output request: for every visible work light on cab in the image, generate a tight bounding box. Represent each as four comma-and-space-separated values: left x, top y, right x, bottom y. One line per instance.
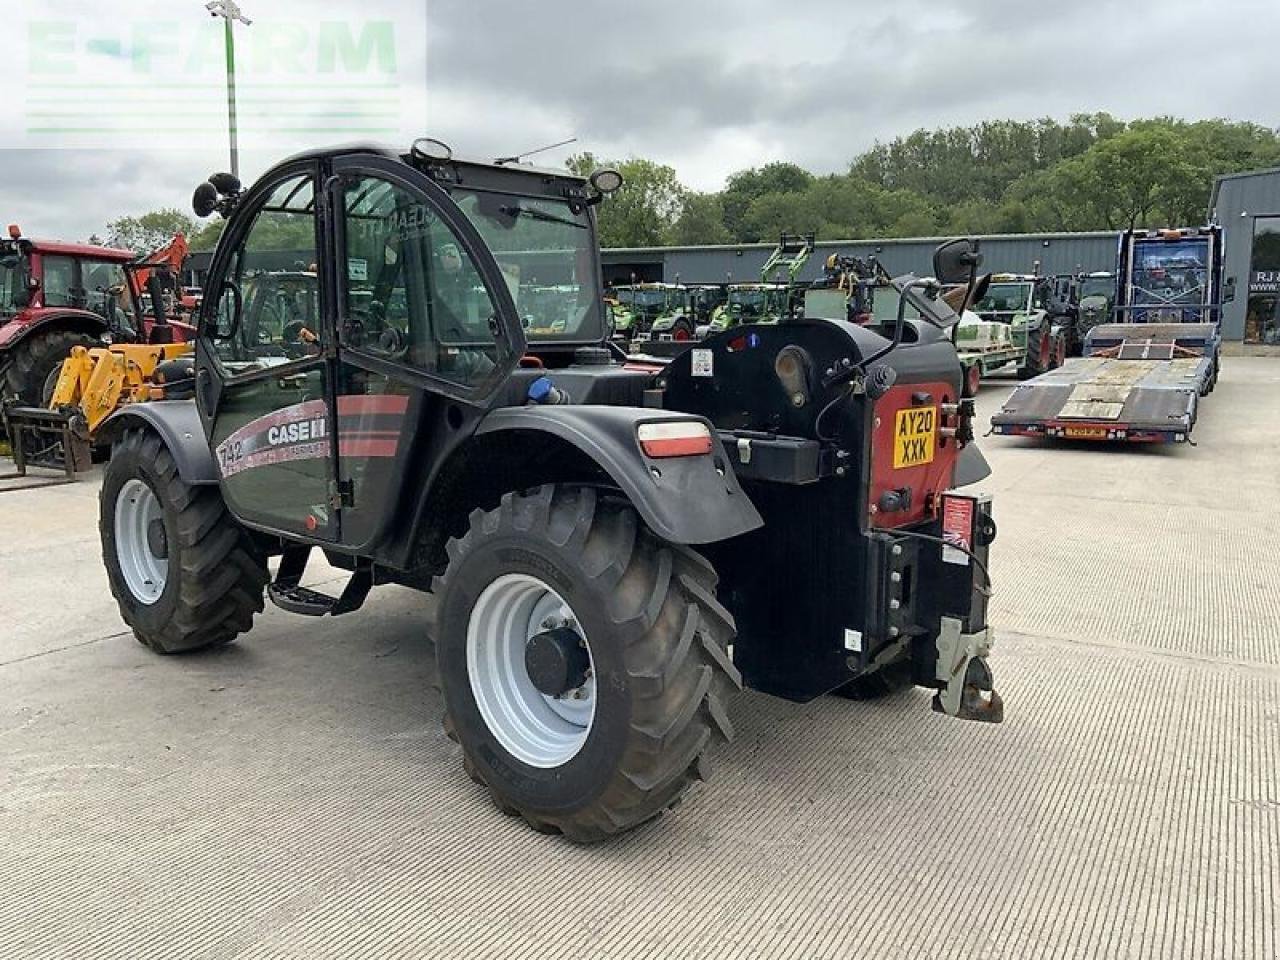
637, 421, 714, 458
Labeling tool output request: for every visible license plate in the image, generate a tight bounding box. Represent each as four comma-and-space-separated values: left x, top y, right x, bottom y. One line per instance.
1065, 425, 1107, 439
893, 406, 936, 468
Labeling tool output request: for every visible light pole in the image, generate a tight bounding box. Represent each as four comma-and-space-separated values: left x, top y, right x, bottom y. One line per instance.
205, 1, 252, 179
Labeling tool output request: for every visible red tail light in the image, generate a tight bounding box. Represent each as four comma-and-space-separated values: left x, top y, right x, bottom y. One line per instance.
638, 421, 714, 458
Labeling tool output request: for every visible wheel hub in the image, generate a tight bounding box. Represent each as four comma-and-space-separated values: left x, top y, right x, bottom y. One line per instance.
146, 517, 168, 560
113, 478, 168, 605
466, 574, 596, 768
525, 626, 590, 697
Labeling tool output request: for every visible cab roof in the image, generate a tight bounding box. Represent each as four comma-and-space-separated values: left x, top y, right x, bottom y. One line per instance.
274, 141, 590, 199
7, 238, 135, 261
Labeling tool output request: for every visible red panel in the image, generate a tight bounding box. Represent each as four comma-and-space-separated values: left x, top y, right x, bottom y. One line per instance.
868, 380, 960, 529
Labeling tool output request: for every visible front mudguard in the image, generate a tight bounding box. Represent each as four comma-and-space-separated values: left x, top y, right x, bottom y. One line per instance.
476, 405, 763, 545
98, 399, 219, 485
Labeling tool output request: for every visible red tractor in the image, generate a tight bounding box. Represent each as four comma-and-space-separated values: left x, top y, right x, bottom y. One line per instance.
0, 226, 196, 409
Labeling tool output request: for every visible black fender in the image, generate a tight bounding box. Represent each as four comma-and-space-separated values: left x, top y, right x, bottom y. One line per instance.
954, 443, 991, 487
476, 405, 763, 545
99, 399, 219, 485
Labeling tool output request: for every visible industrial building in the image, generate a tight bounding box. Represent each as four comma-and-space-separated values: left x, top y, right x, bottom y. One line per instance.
184, 168, 1280, 347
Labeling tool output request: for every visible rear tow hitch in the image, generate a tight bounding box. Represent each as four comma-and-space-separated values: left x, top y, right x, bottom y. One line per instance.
932, 616, 1003, 723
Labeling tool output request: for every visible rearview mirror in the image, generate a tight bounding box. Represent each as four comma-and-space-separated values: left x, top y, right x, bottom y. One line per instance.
192, 182, 218, 218
933, 238, 983, 286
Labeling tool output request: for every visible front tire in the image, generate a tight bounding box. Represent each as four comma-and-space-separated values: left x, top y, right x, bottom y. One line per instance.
100, 428, 269, 653
435, 485, 740, 842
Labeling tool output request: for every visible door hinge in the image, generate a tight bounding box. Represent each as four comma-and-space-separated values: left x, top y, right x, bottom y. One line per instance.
329, 479, 355, 509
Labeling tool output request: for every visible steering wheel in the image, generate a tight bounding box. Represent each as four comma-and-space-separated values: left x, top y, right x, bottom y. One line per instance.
375, 325, 408, 359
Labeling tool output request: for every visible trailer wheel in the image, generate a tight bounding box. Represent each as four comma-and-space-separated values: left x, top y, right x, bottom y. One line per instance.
2, 329, 98, 406
100, 428, 269, 653
435, 484, 740, 842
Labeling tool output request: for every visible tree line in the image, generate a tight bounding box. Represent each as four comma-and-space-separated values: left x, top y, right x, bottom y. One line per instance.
574, 115, 1280, 248
93, 114, 1280, 256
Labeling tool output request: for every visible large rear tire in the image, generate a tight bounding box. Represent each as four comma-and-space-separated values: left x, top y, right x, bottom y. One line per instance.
100, 428, 269, 653
2, 329, 98, 406
435, 484, 740, 842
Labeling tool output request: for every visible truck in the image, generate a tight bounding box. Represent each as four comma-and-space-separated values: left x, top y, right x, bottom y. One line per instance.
95, 142, 1003, 842
991, 226, 1225, 444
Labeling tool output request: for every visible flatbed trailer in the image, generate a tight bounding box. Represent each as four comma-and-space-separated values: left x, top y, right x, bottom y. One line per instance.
990, 322, 1219, 443
989, 225, 1226, 445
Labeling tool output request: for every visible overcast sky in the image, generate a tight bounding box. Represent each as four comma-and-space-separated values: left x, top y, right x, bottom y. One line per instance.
2, 0, 1278, 241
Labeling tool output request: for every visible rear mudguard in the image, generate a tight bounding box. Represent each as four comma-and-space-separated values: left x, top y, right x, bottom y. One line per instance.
476, 405, 763, 546
0, 308, 110, 351
98, 399, 219, 484
954, 443, 991, 487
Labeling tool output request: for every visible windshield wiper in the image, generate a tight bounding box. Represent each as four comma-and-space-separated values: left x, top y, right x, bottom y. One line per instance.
499, 204, 586, 230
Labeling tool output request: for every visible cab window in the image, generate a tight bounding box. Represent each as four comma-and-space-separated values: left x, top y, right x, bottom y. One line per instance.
207, 174, 321, 371
341, 175, 500, 389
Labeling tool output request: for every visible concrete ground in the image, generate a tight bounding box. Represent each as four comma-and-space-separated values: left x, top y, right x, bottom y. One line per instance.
1, 358, 1278, 959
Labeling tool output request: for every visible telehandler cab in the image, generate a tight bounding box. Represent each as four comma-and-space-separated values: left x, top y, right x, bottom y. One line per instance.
98, 141, 1002, 841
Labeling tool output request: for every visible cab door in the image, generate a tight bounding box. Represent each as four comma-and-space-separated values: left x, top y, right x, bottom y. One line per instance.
324, 155, 524, 550
198, 162, 340, 540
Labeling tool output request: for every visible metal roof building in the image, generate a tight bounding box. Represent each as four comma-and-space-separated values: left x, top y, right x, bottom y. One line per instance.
601, 231, 1120, 289
1210, 166, 1280, 346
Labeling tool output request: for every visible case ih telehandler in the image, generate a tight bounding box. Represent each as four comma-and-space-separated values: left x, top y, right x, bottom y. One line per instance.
97, 142, 1002, 841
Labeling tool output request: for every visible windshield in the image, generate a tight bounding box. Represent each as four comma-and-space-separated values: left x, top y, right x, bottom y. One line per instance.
454, 190, 604, 342
728, 288, 782, 315
0, 250, 25, 314
974, 282, 1033, 315
1131, 239, 1209, 308
1079, 278, 1114, 301
615, 288, 672, 311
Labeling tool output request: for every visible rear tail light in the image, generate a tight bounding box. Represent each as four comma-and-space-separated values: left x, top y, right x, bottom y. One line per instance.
637, 420, 713, 459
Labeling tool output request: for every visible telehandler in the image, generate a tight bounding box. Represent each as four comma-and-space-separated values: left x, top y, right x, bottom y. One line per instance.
96, 141, 1002, 841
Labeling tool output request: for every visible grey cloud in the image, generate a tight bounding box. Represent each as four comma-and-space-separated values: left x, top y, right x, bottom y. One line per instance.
3, 0, 1279, 238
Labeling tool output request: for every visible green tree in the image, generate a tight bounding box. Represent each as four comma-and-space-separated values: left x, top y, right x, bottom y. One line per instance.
722, 162, 814, 240
189, 219, 227, 252
672, 192, 731, 245
568, 153, 685, 247
105, 208, 197, 253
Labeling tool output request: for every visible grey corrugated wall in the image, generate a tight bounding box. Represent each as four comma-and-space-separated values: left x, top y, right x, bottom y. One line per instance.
1210, 167, 1280, 341
603, 232, 1121, 287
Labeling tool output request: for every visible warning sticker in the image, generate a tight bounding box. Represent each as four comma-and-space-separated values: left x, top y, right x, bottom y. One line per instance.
941, 496, 974, 566
893, 406, 937, 468
691, 349, 714, 378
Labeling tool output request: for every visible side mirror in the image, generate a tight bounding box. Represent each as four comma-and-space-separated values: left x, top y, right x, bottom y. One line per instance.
193, 182, 219, 218
941, 273, 991, 315
933, 238, 983, 286
1224, 276, 1237, 304
214, 281, 243, 341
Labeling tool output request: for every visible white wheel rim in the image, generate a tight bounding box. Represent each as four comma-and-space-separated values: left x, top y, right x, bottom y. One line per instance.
114, 478, 168, 605
466, 573, 596, 768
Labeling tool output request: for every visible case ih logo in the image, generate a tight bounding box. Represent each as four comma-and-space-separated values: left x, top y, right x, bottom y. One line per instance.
215, 395, 408, 480
4, 2, 424, 148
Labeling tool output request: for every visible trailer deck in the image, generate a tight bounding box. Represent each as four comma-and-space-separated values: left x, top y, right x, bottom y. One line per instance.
990, 322, 1219, 443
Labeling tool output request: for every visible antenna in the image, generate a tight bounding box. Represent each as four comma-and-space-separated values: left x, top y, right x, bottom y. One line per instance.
495, 137, 578, 166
